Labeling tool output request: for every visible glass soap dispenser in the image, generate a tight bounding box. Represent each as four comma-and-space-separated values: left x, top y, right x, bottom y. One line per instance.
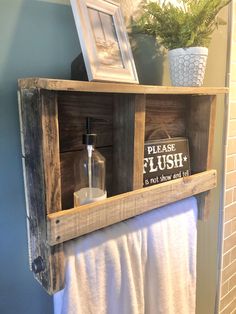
74, 117, 107, 206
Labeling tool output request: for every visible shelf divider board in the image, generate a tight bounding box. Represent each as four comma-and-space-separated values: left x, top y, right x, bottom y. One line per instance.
19, 88, 64, 294
186, 95, 217, 220
47, 170, 217, 246
113, 94, 146, 194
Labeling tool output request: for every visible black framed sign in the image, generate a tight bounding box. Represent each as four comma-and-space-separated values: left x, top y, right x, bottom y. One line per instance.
143, 137, 191, 187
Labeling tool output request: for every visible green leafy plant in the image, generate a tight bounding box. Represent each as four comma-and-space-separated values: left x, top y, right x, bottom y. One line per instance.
135, 0, 231, 50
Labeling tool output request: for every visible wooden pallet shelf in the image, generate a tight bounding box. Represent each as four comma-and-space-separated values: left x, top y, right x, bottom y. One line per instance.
18, 78, 227, 294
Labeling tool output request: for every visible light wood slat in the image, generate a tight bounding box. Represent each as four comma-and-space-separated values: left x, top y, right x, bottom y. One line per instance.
41, 91, 65, 293
40, 91, 64, 294
47, 170, 217, 246
18, 78, 228, 95
133, 95, 146, 190
41, 91, 62, 214
206, 96, 217, 170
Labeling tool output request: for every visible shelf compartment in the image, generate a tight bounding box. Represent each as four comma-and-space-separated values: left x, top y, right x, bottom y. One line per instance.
47, 169, 217, 246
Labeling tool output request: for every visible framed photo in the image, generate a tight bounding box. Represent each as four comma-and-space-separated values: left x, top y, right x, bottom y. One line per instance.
70, 0, 139, 84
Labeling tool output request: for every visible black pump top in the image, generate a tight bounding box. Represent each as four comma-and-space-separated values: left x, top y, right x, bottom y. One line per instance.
82, 117, 97, 145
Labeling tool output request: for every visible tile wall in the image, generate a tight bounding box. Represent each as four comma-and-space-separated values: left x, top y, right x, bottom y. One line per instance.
219, 2, 236, 313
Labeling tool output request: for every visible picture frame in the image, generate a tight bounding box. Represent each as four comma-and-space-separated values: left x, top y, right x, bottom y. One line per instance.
70, 0, 139, 84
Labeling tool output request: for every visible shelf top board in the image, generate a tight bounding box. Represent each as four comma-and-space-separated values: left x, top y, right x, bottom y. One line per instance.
18, 77, 228, 95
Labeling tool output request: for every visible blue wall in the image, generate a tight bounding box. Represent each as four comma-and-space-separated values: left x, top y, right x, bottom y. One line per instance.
0, 1, 229, 313
0, 1, 79, 313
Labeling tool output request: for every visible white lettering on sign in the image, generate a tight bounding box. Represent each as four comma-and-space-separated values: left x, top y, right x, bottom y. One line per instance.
143, 138, 190, 187
143, 153, 185, 174
147, 144, 176, 155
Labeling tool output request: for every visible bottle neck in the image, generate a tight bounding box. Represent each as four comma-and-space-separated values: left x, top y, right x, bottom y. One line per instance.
86, 144, 94, 158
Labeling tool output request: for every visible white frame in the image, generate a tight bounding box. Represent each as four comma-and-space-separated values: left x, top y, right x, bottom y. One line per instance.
70, 0, 139, 83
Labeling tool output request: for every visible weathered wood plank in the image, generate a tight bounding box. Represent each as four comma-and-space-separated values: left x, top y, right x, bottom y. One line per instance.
133, 95, 146, 190
19, 88, 64, 294
41, 91, 62, 214
57, 92, 113, 152
47, 170, 217, 246
113, 94, 146, 194
186, 95, 216, 173
186, 95, 217, 219
145, 94, 186, 140
18, 78, 228, 95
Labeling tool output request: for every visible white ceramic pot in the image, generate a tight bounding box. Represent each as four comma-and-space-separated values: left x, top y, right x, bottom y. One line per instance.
168, 47, 208, 86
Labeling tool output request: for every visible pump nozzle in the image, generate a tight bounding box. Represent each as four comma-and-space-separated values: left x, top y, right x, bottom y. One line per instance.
86, 117, 91, 134
82, 117, 97, 145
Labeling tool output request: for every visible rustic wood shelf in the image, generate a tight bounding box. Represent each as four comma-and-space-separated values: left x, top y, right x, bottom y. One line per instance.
47, 170, 216, 246
18, 77, 227, 294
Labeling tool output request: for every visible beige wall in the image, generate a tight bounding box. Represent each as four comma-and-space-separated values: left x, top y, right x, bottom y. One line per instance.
219, 2, 236, 313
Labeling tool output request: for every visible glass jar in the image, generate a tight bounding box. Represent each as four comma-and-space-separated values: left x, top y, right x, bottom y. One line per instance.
74, 143, 106, 206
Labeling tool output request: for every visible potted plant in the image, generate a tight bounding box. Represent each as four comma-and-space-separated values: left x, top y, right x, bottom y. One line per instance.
135, 0, 231, 86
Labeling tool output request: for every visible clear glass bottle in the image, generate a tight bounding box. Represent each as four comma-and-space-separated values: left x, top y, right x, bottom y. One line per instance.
74, 118, 106, 206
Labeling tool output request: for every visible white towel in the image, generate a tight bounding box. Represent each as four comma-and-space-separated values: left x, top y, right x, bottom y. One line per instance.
54, 196, 198, 314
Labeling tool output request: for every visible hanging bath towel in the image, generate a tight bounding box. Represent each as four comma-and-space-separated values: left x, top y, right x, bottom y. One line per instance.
54, 196, 198, 314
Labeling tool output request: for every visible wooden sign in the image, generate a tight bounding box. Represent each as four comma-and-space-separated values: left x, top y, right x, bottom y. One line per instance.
143, 137, 191, 187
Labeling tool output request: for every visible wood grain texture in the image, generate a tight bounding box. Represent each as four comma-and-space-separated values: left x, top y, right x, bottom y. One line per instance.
47, 170, 217, 246
133, 95, 146, 190
18, 78, 228, 95
113, 94, 146, 194
186, 95, 216, 173
19, 88, 64, 294
18, 78, 221, 295
145, 94, 186, 140
41, 91, 62, 214
60, 147, 113, 209
186, 95, 217, 219
205, 96, 217, 170
58, 92, 113, 152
